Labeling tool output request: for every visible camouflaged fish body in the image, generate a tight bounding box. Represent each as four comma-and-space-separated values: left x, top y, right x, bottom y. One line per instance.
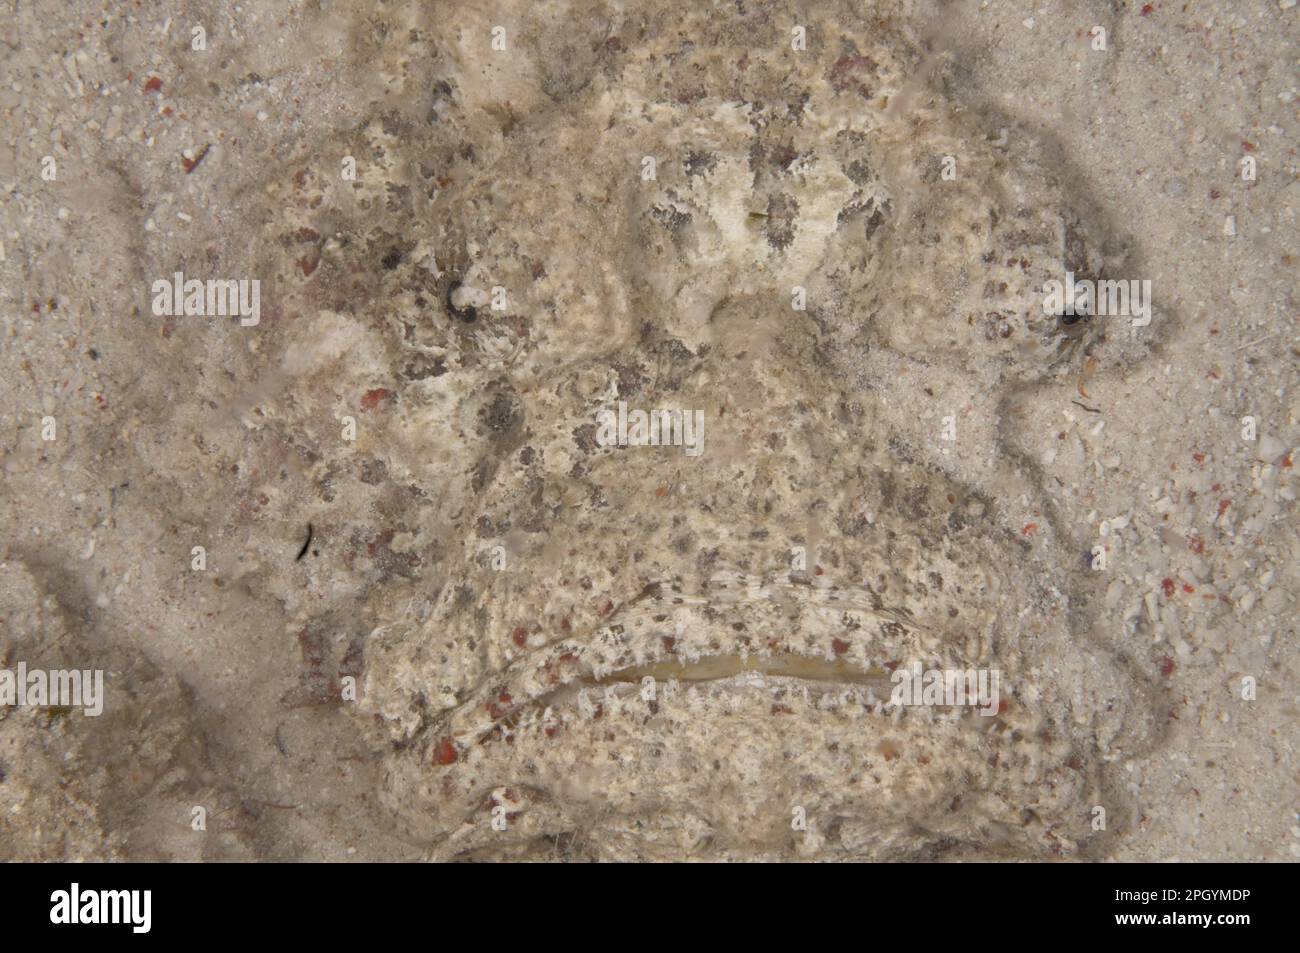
242, 0, 1157, 859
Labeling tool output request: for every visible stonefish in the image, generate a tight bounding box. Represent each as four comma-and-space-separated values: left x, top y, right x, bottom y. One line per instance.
251, 0, 1158, 860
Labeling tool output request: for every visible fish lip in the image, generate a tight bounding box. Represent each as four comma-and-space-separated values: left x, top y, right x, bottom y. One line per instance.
429, 571, 950, 760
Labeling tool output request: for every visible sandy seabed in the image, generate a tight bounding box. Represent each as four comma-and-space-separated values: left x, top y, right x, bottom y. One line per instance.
0, 0, 1296, 862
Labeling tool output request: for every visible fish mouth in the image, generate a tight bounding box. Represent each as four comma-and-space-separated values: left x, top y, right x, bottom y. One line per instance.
377, 569, 1097, 862
423, 569, 997, 762
600, 652, 895, 687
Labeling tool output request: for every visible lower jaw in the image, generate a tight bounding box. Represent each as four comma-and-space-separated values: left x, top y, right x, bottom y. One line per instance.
395, 668, 1084, 861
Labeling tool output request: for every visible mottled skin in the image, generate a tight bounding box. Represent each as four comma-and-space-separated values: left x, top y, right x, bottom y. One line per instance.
239, 0, 1158, 858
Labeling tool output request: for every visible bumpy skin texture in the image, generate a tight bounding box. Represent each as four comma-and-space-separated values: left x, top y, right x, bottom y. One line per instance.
229, 0, 1158, 859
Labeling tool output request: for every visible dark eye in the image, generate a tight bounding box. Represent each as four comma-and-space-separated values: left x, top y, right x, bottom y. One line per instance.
446, 279, 478, 323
